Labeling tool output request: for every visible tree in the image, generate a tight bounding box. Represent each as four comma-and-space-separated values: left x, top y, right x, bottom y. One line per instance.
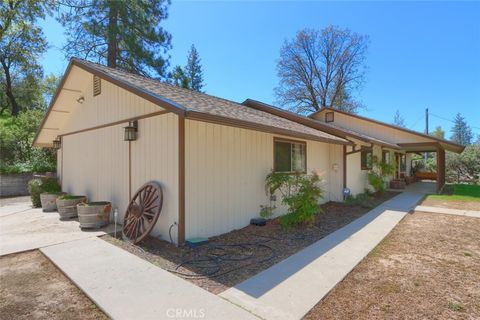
185, 44, 204, 92
275, 25, 369, 115
446, 145, 480, 184
450, 113, 473, 145
59, 0, 172, 78
168, 65, 189, 89
431, 126, 445, 139
0, 0, 53, 116
392, 110, 406, 127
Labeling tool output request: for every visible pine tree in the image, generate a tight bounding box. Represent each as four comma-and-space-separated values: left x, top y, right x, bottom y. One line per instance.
393, 110, 406, 127
450, 113, 473, 145
185, 44, 204, 92
59, 0, 171, 78
431, 126, 445, 139
169, 65, 189, 89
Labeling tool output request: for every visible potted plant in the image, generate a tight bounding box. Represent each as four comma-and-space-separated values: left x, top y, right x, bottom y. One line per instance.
77, 201, 112, 229
56, 194, 87, 220
40, 192, 66, 212
27, 177, 61, 208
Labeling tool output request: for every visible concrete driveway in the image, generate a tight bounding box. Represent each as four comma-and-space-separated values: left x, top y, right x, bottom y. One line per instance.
0, 199, 114, 256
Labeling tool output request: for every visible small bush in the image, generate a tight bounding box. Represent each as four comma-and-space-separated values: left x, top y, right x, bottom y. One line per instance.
368, 172, 385, 193
27, 177, 61, 207
265, 171, 324, 229
259, 205, 275, 219
345, 192, 374, 208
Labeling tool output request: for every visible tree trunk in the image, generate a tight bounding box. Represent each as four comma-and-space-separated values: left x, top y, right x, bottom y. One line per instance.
106, 1, 118, 68
0, 58, 20, 116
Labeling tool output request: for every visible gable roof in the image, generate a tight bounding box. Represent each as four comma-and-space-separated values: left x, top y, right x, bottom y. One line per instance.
242, 99, 401, 149
34, 59, 349, 146
310, 107, 465, 153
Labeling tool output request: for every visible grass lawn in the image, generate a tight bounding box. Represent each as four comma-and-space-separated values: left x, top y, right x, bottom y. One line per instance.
427, 184, 480, 202
304, 212, 480, 319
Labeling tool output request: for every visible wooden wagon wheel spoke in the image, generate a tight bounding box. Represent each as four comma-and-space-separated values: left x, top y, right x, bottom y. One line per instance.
122, 182, 163, 244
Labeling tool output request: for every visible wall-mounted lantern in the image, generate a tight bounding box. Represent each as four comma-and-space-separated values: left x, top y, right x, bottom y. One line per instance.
124, 120, 138, 141
53, 136, 62, 149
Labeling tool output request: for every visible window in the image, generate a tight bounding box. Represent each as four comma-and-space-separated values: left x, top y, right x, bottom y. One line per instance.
382, 150, 390, 164
325, 112, 334, 123
93, 75, 101, 96
361, 149, 372, 170
274, 139, 306, 173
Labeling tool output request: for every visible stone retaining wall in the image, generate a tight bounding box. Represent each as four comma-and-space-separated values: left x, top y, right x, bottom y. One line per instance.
0, 173, 34, 197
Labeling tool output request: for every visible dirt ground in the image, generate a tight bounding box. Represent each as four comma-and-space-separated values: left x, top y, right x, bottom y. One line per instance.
421, 197, 480, 211
103, 191, 399, 294
304, 212, 480, 320
0, 250, 108, 320
0, 195, 31, 206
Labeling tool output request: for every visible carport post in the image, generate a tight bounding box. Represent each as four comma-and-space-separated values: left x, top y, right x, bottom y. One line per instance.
436, 146, 445, 193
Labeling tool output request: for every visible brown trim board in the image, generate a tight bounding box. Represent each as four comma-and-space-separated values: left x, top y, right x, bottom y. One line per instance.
59, 110, 169, 138
178, 115, 186, 245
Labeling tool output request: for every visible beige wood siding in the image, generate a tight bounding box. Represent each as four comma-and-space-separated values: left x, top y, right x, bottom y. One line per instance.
312, 111, 432, 144
130, 114, 179, 241
184, 120, 343, 239
62, 124, 129, 220
61, 69, 164, 135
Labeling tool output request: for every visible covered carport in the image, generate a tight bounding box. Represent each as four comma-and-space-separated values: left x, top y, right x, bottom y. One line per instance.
398, 141, 464, 192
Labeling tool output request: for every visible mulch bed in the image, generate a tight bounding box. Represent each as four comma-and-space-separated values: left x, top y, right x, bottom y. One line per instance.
102, 191, 399, 294
304, 211, 480, 319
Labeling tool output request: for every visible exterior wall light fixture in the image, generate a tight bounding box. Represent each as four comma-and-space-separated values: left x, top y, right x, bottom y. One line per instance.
124, 120, 138, 141
53, 136, 62, 149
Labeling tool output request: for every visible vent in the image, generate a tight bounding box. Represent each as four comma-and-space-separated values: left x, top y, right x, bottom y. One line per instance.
325, 111, 334, 123
93, 75, 101, 96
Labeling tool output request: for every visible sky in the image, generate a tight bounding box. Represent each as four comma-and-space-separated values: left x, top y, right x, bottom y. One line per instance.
40, 1, 480, 138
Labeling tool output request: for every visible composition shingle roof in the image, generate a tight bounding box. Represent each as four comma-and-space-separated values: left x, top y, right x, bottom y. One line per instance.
71, 59, 349, 144
242, 99, 401, 149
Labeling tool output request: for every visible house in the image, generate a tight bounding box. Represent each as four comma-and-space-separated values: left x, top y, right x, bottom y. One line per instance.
33, 58, 465, 244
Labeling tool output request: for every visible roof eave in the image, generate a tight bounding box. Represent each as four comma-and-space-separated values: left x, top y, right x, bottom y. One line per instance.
186, 111, 351, 145
312, 107, 466, 153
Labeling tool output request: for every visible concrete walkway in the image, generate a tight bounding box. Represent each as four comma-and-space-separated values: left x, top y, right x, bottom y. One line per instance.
220, 191, 426, 320
41, 237, 257, 320
0, 201, 113, 256
415, 205, 480, 218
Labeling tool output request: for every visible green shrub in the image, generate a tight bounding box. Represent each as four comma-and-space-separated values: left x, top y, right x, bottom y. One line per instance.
368, 172, 385, 193
265, 171, 324, 229
345, 192, 374, 208
259, 205, 275, 219
27, 177, 61, 207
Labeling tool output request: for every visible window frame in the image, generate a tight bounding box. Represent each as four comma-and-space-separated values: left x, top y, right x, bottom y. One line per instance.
273, 137, 307, 174
325, 112, 334, 123
360, 148, 373, 170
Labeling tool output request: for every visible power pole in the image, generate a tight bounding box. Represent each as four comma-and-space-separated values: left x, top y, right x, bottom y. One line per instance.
424, 108, 429, 162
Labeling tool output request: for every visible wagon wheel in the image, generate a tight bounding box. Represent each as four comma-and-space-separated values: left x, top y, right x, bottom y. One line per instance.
122, 182, 163, 244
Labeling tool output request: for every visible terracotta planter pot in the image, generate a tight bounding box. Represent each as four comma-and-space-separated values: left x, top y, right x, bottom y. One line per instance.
77, 201, 111, 229
40, 192, 65, 212
56, 196, 87, 220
